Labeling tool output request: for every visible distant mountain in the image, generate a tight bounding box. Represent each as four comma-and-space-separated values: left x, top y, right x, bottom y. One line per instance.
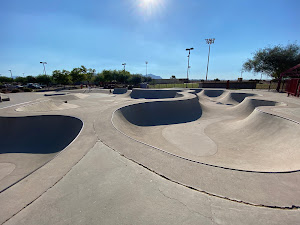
143, 74, 162, 79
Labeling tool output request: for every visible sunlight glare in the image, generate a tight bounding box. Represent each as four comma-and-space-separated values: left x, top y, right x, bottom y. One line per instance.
135, 0, 166, 18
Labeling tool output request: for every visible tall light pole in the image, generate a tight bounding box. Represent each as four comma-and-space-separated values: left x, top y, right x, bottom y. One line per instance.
205, 38, 215, 81
8, 70, 12, 79
122, 63, 126, 72
145, 61, 148, 76
186, 48, 194, 87
40, 62, 47, 75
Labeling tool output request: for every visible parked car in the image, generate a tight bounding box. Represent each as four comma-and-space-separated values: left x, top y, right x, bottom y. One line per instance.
26, 83, 42, 89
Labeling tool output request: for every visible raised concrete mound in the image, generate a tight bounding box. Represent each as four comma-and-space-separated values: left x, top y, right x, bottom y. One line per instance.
16, 100, 78, 112
0, 94, 10, 102
218, 92, 257, 105
0, 115, 83, 192
130, 88, 182, 99
198, 89, 225, 98
228, 98, 282, 117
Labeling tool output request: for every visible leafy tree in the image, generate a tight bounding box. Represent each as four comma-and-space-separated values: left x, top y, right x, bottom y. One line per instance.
86, 68, 96, 84
0, 76, 13, 83
14, 76, 26, 84
52, 70, 71, 87
94, 73, 105, 85
36, 74, 52, 86
128, 74, 142, 85
25, 75, 36, 83
170, 75, 176, 79
102, 70, 113, 83
243, 43, 300, 78
70, 66, 87, 84
142, 76, 152, 83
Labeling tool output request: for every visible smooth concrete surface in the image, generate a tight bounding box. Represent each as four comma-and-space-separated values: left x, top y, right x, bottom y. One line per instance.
0, 88, 300, 224
0, 115, 83, 192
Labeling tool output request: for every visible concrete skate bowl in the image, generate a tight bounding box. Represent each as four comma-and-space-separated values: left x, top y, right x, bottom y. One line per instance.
0, 115, 83, 192
130, 89, 183, 99
113, 90, 299, 172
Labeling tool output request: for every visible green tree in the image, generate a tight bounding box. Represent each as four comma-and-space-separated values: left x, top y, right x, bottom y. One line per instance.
14, 76, 26, 84
52, 70, 71, 87
70, 65, 87, 84
118, 71, 130, 84
36, 74, 52, 86
142, 76, 152, 83
129, 74, 142, 86
94, 73, 105, 85
243, 43, 300, 78
25, 75, 36, 83
0, 76, 13, 83
102, 70, 113, 83
86, 68, 96, 84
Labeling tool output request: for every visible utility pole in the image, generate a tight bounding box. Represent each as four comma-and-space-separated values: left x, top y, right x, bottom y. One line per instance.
122, 63, 126, 72
40, 62, 47, 75
8, 70, 12, 79
186, 48, 194, 88
145, 61, 148, 76
205, 38, 215, 81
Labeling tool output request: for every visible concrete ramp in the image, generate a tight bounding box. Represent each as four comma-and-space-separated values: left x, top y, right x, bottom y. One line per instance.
130, 88, 182, 99
205, 109, 300, 172
198, 89, 225, 98
0, 115, 83, 192
218, 92, 257, 105
49, 93, 89, 101
228, 98, 282, 117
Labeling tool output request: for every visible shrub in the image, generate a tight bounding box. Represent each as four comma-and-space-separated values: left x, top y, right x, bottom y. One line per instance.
11, 89, 20, 93
23, 88, 32, 92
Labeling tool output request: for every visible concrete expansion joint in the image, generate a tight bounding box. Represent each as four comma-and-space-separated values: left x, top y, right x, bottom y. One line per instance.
99, 140, 300, 211
256, 108, 300, 125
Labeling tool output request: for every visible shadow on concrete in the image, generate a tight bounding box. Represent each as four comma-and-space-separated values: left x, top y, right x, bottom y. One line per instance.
130, 89, 182, 99
118, 97, 202, 126
0, 115, 83, 154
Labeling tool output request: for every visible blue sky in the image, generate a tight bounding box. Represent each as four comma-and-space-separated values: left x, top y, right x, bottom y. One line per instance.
0, 0, 299, 80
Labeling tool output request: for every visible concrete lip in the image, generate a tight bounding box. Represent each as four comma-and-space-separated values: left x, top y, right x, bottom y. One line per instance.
0, 115, 83, 192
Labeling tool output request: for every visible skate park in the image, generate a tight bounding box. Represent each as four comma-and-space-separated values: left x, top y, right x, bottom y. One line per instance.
0, 88, 300, 224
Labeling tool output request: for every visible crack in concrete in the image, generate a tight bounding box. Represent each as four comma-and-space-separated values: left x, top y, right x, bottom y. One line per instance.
157, 188, 215, 223
100, 140, 300, 210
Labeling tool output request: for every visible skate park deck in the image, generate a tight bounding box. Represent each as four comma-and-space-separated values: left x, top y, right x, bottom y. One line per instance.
0, 88, 300, 224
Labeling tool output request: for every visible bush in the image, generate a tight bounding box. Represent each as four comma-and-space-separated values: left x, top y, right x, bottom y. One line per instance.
23, 88, 32, 92
1, 88, 8, 93
11, 89, 20, 93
